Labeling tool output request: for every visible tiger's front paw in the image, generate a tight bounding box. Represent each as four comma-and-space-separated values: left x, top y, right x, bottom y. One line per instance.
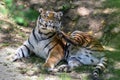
12, 56, 18, 62
43, 62, 61, 73
57, 64, 71, 72
57, 30, 64, 38
12, 54, 21, 62
6, 53, 20, 62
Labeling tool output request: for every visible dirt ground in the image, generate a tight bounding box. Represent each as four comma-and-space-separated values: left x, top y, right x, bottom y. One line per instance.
0, 47, 25, 80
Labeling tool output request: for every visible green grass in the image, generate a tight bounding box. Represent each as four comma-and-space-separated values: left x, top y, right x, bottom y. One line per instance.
101, 0, 120, 46
37, 74, 45, 80
104, 0, 120, 8
59, 73, 72, 80
105, 51, 120, 80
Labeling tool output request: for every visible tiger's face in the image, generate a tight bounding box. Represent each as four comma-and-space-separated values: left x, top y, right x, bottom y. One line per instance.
37, 8, 63, 34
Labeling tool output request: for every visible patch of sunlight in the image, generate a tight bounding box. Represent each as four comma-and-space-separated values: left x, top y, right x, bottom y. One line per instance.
80, 73, 89, 80
26, 75, 38, 80
77, 7, 92, 16
105, 73, 114, 80
43, 75, 60, 80
30, 0, 47, 4
103, 46, 118, 51
87, 31, 94, 35
114, 61, 120, 69
93, 8, 118, 15
70, 71, 89, 80
111, 27, 120, 33
103, 8, 118, 14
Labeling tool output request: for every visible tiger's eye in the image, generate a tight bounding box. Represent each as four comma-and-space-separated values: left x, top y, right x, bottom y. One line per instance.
49, 20, 53, 23
42, 14, 46, 17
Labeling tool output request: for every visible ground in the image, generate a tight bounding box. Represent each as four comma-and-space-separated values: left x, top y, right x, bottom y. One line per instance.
0, 47, 24, 80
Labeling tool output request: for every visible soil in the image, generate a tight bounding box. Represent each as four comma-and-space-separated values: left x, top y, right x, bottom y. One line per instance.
0, 47, 25, 80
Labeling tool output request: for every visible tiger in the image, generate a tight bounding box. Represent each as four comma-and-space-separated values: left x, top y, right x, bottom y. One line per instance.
13, 8, 66, 71
56, 30, 107, 80
13, 8, 107, 80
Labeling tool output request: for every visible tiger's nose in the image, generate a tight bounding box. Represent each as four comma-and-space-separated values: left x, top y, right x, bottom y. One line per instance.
44, 24, 47, 27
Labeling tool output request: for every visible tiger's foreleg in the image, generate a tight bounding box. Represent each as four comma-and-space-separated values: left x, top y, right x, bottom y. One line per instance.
12, 45, 31, 62
57, 31, 78, 45
43, 49, 64, 72
92, 57, 107, 80
43, 57, 59, 72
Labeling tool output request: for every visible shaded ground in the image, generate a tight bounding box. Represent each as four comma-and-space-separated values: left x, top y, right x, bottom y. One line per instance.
0, 0, 120, 80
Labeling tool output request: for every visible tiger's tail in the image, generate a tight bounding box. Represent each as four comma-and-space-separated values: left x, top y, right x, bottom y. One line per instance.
92, 57, 107, 80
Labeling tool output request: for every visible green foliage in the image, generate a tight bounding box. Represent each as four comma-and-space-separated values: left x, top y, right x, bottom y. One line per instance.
61, 4, 71, 11
15, 17, 24, 25
4, 0, 39, 27
0, 4, 8, 14
4, 0, 13, 8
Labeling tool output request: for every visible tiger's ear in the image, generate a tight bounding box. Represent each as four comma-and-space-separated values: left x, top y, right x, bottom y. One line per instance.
57, 12, 63, 20
57, 12, 63, 17
39, 8, 44, 13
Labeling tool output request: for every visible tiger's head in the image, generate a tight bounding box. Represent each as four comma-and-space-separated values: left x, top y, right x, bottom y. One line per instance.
37, 8, 63, 34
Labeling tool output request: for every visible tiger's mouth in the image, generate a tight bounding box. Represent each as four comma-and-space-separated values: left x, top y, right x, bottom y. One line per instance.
40, 27, 56, 34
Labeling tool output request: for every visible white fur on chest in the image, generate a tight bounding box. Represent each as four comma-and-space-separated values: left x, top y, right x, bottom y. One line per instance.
33, 40, 50, 59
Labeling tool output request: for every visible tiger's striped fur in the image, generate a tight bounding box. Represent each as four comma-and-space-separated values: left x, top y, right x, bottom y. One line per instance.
57, 30, 107, 80
13, 8, 66, 71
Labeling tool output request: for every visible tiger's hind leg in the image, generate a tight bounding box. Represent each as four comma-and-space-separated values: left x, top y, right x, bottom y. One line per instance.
92, 57, 107, 80
12, 45, 31, 62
